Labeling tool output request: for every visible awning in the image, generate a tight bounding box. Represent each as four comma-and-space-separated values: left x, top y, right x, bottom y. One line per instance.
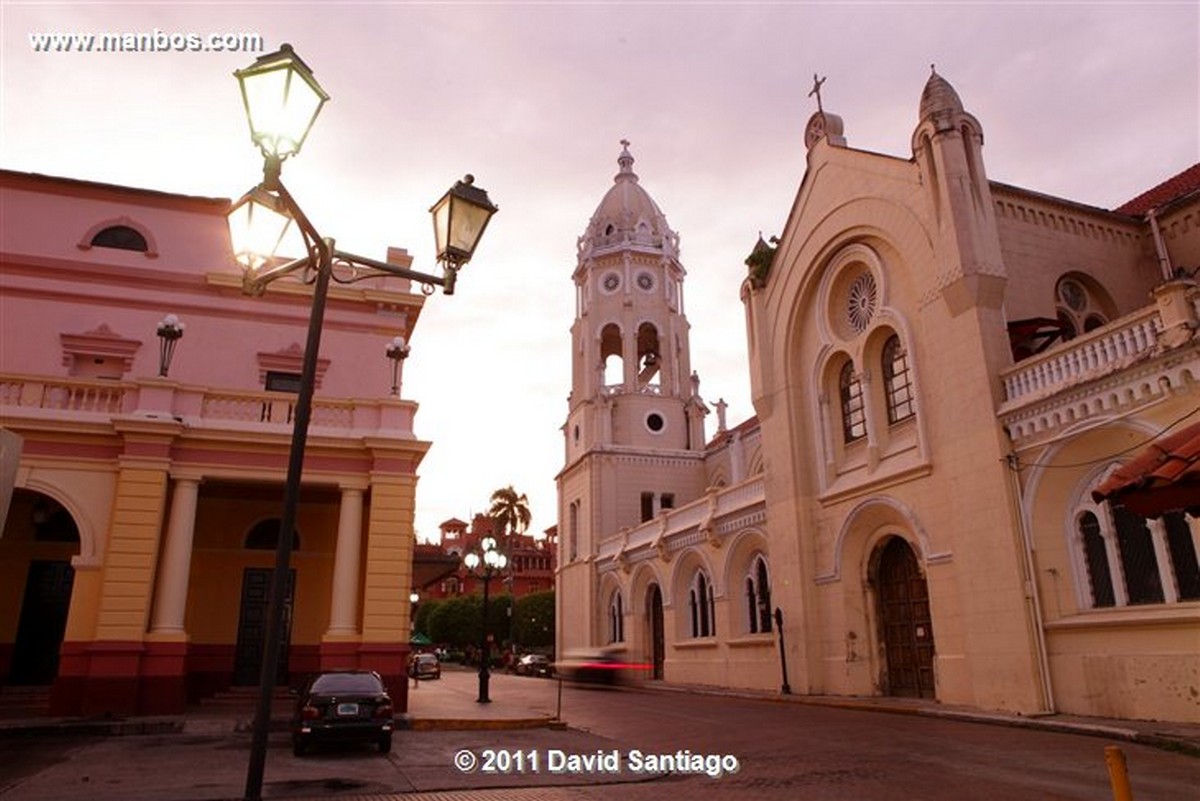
410, 632, 432, 645
1091, 420, 1200, 518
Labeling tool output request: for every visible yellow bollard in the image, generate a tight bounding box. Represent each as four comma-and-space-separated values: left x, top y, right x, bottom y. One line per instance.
1104, 745, 1134, 801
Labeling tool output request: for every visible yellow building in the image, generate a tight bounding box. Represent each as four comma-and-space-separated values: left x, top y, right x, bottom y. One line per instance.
557, 73, 1200, 722
0, 171, 427, 716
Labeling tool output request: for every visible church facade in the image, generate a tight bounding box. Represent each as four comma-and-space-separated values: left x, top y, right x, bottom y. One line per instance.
556, 73, 1200, 722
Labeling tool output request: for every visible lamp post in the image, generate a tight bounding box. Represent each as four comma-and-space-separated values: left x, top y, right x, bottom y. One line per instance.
462, 532, 508, 703
156, 314, 185, 377
386, 336, 410, 396
227, 43, 497, 801
773, 607, 792, 695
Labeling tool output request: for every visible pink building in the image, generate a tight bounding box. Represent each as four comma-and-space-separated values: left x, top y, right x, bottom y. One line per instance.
0, 170, 431, 716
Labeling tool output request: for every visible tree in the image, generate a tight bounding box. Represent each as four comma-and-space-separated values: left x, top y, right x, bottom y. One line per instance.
488, 485, 531, 541
413, 598, 442, 639
512, 590, 555, 650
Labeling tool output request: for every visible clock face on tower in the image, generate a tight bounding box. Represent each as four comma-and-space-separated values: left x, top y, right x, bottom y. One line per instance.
601, 272, 621, 293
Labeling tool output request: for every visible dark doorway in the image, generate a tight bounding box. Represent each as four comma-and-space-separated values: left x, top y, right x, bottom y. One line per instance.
10, 561, 75, 685
876, 537, 936, 698
647, 585, 665, 680
233, 568, 294, 686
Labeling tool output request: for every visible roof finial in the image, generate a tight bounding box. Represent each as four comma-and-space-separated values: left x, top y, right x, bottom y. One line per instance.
808, 73, 826, 114
617, 138, 635, 180
930, 63, 937, 76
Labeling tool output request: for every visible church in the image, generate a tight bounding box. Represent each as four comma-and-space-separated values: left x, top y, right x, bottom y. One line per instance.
555, 70, 1200, 723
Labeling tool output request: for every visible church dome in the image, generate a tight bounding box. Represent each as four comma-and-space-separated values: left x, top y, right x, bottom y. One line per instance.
919, 67, 964, 121
578, 141, 679, 260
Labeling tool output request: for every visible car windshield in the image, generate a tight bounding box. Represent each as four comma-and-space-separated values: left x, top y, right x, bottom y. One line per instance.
309, 673, 383, 694
416, 655, 436, 663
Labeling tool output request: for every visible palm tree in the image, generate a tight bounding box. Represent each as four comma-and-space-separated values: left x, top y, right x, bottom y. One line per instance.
488, 485, 531, 542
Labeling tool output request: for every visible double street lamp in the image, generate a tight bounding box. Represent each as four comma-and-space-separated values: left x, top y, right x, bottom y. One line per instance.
462, 532, 508, 703
226, 44, 497, 801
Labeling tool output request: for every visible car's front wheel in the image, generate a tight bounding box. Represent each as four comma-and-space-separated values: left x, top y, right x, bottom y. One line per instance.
379, 734, 392, 754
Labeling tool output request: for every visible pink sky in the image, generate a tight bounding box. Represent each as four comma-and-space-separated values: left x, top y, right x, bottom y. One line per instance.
3, 2, 1197, 541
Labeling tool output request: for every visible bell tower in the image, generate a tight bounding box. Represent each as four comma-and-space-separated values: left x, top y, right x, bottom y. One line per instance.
565, 140, 706, 460
557, 143, 708, 651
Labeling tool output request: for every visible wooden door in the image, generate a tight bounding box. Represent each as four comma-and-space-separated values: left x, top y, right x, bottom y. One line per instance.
648, 585, 665, 680
877, 538, 935, 698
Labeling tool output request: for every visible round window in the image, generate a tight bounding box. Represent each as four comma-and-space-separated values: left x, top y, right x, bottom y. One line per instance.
636, 271, 655, 291
602, 272, 621, 293
646, 413, 664, 433
846, 272, 878, 334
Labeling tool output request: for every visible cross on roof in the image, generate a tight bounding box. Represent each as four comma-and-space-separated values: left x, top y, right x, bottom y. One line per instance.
809, 73, 826, 114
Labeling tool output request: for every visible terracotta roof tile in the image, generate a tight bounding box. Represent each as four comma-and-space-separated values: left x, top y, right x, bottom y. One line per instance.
1114, 163, 1200, 216
1092, 420, 1200, 517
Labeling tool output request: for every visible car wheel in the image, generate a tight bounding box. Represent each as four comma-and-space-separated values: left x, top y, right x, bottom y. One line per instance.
378, 734, 392, 754
293, 740, 307, 757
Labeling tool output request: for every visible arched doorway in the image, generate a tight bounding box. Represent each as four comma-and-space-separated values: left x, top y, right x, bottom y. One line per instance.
874, 536, 935, 698
2, 491, 80, 685
646, 584, 664, 680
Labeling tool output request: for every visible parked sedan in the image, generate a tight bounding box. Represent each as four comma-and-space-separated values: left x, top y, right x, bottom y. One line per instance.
291, 670, 395, 756
408, 652, 441, 680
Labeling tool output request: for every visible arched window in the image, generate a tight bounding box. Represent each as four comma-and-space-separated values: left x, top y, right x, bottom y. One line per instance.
1072, 492, 1198, 608
1165, 512, 1200, 600
1113, 503, 1164, 605
568, 501, 579, 562
1056, 276, 1108, 340
608, 590, 624, 643
1079, 511, 1115, 607
245, 519, 300, 551
882, 335, 915, 424
744, 555, 772, 634
839, 361, 866, 442
90, 225, 148, 252
689, 570, 715, 638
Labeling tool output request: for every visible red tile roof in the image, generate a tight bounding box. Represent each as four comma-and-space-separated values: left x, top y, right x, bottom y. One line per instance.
1092, 420, 1200, 517
1114, 163, 1200, 216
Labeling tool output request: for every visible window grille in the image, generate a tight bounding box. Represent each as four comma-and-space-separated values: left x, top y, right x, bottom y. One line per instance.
839, 361, 866, 442
883, 335, 915, 424
1079, 511, 1115, 607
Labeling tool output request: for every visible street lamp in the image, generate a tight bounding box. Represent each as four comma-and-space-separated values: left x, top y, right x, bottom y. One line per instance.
462, 532, 508, 703
155, 314, 185, 377
228, 43, 497, 801
386, 336, 410, 397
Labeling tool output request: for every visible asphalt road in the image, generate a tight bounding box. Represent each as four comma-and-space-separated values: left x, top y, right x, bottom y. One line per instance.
1, 669, 1197, 801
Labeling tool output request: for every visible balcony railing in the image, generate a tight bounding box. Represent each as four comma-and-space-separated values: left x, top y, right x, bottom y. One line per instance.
0, 374, 414, 438
1000, 307, 1162, 405
597, 474, 765, 562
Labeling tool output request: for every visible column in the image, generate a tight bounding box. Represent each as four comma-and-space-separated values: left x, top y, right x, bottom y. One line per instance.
327, 487, 364, 635
149, 478, 200, 634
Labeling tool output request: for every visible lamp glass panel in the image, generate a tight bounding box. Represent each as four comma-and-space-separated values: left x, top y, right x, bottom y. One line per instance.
431, 194, 451, 258
239, 64, 325, 159
448, 198, 491, 256
464, 553, 480, 570
228, 192, 292, 270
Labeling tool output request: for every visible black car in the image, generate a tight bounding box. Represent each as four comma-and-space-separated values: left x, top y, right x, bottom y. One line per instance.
514, 654, 553, 677
291, 670, 395, 756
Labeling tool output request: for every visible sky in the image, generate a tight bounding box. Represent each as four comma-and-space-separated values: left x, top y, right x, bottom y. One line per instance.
2, 2, 1197, 544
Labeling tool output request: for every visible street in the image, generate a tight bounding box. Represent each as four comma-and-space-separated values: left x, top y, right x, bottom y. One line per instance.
0, 667, 1197, 800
